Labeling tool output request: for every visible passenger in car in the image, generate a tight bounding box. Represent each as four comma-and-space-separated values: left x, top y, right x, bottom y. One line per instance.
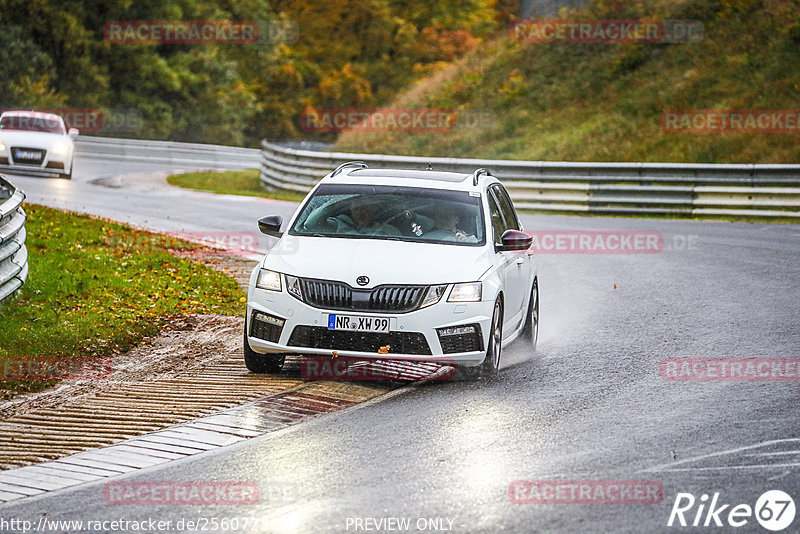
424, 203, 477, 242
329, 197, 402, 236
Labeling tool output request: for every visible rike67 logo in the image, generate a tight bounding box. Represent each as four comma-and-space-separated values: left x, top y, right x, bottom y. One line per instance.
668, 490, 795, 531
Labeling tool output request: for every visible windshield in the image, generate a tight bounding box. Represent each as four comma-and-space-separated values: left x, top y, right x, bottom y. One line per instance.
289, 184, 485, 246
0, 114, 65, 134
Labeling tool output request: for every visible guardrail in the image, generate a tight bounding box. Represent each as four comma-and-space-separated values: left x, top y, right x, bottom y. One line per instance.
0, 177, 28, 304
259, 141, 800, 218
76, 136, 260, 170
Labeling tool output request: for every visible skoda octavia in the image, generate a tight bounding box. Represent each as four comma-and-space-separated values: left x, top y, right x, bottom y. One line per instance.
244, 162, 539, 377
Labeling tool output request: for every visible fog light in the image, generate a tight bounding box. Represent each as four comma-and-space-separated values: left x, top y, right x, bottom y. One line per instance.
438, 325, 476, 337
254, 312, 284, 327
250, 311, 285, 343
436, 323, 482, 354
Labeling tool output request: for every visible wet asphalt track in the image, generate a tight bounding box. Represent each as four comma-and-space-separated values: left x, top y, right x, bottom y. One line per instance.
1, 154, 799, 533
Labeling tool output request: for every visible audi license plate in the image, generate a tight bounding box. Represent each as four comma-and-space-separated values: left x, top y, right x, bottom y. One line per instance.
13, 149, 43, 162
327, 314, 391, 333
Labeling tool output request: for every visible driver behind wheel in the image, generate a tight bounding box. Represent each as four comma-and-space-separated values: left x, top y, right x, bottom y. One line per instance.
329, 196, 402, 236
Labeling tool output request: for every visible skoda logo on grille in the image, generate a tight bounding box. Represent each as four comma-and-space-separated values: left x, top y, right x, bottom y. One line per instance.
356, 275, 370, 286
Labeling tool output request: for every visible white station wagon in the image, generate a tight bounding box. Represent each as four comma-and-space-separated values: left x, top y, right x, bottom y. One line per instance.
244, 163, 539, 378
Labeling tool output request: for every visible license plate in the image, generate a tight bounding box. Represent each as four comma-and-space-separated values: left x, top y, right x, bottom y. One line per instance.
327, 314, 391, 333
14, 150, 41, 161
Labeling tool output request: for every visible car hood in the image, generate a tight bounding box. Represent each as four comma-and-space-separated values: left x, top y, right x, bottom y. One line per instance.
0, 130, 71, 148
263, 235, 493, 287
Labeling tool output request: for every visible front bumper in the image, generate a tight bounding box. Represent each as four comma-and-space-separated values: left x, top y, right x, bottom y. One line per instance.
246, 283, 493, 367
0, 148, 72, 176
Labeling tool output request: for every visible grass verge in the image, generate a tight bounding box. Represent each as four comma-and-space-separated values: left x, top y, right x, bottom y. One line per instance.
167, 169, 307, 202
334, 1, 800, 164
0, 204, 246, 398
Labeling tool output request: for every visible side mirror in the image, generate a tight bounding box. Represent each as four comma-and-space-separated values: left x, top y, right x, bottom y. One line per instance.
258, 215, 283, 238
498, 229, 532, 252
68, 128, 79, 136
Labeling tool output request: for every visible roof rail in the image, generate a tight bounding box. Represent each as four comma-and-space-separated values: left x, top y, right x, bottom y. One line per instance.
331, 161, 369, 177
471, 168, 492, 186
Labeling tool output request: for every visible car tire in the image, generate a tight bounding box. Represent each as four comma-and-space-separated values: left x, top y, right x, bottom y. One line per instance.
521, 278, 539, 349
463, 298, 503, 380
243, 325, 286, 374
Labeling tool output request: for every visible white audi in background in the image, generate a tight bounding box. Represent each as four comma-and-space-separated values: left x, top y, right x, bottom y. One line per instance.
0, 110, 78, 179
244, 162, 540, 378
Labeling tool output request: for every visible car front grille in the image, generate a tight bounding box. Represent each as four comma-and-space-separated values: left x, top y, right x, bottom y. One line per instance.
299, 278, 427, 313
10, 147, 45, 165
288, 326, 432, 355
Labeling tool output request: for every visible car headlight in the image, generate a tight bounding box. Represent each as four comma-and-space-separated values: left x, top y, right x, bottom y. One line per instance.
256, 269, 282, 291
420, 284, 447, 309
0, 142, 5, 151
285, 275, 303, 300
448, 282, 482, 303
51, 140, 70, 155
